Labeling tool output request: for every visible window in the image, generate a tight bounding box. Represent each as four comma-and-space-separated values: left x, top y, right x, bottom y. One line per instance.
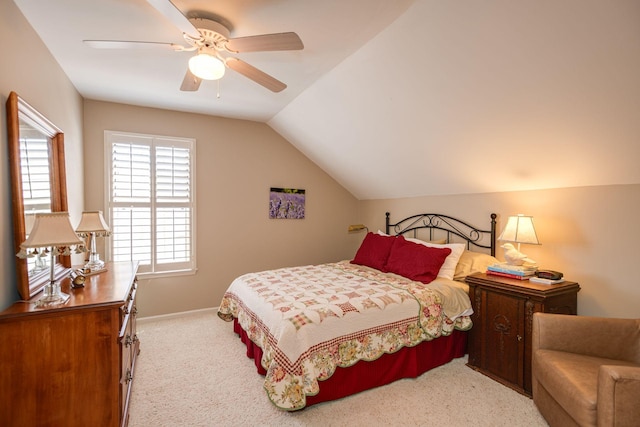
105, 131, 196, 277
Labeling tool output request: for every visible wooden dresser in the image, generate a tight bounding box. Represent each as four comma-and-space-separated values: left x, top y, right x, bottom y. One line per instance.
465, 272, 580, 396
0, 261, 139, 427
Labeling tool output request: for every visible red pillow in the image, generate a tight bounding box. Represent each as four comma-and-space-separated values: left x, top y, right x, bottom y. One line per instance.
385, 236, 452, 284
351, 232, 396, 271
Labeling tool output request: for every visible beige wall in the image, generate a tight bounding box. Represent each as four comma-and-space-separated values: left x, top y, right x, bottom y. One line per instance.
360, 184, 640, 319
83, 100, 361, 317
2, 0, 638, 322
0, 1, 84, 310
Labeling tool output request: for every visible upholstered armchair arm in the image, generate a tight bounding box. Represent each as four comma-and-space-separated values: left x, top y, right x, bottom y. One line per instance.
597, 365, 640, 426
532, 313, 640, 363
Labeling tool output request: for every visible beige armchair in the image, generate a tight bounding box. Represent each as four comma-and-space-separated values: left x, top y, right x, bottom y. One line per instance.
532, 313, 640, 427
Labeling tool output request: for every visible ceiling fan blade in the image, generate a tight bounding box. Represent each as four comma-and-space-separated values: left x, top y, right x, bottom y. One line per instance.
83, 40, 186, 51
146, 0, 200, 39
225, 57, 287, 92
226, 32, 304, 53
180, 69, 202, 91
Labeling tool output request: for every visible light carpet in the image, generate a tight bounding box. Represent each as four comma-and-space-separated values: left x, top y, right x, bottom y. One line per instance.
129, 310, 548, 427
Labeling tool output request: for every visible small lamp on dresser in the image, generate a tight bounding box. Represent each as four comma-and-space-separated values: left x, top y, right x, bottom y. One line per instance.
75, 210, 111, 272
16, 212, 85, 307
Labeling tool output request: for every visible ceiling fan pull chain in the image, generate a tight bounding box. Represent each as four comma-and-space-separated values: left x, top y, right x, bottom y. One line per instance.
217, 79, 221, 99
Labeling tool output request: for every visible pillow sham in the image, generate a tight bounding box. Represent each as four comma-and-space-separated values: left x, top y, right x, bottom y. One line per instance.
405, 237, 465, 280
351, 232, 396, 271
453, 250, 500, 280
385, 236, 452, 284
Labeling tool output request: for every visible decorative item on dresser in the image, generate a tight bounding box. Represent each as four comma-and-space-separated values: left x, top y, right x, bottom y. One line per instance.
0, 261, 139, 427
75, 210, 111, 272
465, 272, 580, 396
15, 212, 85, 307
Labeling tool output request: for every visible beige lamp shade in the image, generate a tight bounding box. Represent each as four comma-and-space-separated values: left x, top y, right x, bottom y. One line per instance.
76, 211, 111, 237
19, 212, 84, 252
498, 214, 540, 246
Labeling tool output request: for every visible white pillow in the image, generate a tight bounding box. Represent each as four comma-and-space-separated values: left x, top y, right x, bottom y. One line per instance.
405, 237, 465, 280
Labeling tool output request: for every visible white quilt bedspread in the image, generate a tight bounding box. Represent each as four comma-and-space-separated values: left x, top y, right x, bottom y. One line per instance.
218, 260, 472, 410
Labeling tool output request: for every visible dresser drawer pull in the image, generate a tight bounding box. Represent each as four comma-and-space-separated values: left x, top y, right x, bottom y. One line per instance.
128, 286, 137, 302
121, 297, 135, 317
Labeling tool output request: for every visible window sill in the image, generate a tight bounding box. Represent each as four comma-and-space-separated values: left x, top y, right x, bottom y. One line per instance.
135, 268, 197, 280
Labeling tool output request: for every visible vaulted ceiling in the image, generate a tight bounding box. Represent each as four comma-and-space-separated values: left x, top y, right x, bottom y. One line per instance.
14, 0, 640, 200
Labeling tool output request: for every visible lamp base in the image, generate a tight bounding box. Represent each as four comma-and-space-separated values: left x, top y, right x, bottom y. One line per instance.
84, 258, 105, 272
35, 282, 70, 308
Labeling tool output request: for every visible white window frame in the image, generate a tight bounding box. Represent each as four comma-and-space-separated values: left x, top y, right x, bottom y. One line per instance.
104, 130, 196, 278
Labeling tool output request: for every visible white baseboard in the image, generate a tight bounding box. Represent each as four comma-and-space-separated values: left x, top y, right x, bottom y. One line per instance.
137, 307, 218, 324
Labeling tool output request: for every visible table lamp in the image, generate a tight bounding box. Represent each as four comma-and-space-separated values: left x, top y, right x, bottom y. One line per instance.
75, 210, 111, 272
16, 212, 85, 307
498, 214, 540, 265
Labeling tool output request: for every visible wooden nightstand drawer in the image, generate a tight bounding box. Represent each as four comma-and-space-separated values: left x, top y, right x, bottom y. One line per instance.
465, 272, 580, 395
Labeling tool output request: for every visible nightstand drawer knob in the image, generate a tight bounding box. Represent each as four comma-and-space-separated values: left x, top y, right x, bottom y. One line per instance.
517, 335, 523, 342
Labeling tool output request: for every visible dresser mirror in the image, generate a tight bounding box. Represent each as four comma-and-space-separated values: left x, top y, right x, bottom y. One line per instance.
6, 91, 71, 300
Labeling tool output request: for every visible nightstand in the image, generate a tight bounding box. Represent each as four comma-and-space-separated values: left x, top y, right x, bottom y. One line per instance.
465, 272, 580, 396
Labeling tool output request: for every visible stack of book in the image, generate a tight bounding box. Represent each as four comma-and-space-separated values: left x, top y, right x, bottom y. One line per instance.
486, 263, 537, 280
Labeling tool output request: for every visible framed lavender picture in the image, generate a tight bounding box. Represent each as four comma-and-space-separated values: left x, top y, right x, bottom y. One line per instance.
269, 188, 305, 219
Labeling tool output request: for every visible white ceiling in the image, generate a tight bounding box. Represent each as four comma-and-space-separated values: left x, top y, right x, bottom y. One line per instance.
13, 0, 414, 122
14, 0, 640, 200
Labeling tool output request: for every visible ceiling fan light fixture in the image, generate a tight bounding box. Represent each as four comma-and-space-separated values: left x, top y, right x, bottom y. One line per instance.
188, 51, 225, 80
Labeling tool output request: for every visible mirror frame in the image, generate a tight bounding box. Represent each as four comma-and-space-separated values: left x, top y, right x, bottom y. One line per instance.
6, 91, 71, 301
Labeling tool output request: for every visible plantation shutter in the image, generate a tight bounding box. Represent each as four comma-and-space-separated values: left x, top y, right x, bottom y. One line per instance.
106, 131, 195, 276
20, 130, 52, 212
20, 128, 53, 274
155, 141, 192, 266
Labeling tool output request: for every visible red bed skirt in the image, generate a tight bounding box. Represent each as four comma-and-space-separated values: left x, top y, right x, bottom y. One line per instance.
233, 319, 467, 408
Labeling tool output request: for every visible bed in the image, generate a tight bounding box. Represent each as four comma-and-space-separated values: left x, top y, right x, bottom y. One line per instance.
217, 212, 498, 410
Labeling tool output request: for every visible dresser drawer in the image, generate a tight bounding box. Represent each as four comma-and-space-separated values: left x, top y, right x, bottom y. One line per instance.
119, 277, 139, 425
119, 280, 137, 337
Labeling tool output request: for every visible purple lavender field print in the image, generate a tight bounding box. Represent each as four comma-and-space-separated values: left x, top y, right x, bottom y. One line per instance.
269, 188, 305, 219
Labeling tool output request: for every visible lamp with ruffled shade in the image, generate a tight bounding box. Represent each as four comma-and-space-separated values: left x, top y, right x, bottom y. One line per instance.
75, 210, 111, 272
16, 212, 85, 307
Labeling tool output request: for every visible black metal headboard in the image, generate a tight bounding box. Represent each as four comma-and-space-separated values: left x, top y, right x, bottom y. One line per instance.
385, 212, 497, 256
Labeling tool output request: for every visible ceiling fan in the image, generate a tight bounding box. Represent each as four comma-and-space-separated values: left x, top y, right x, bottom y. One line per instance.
84, 0, 304, 93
